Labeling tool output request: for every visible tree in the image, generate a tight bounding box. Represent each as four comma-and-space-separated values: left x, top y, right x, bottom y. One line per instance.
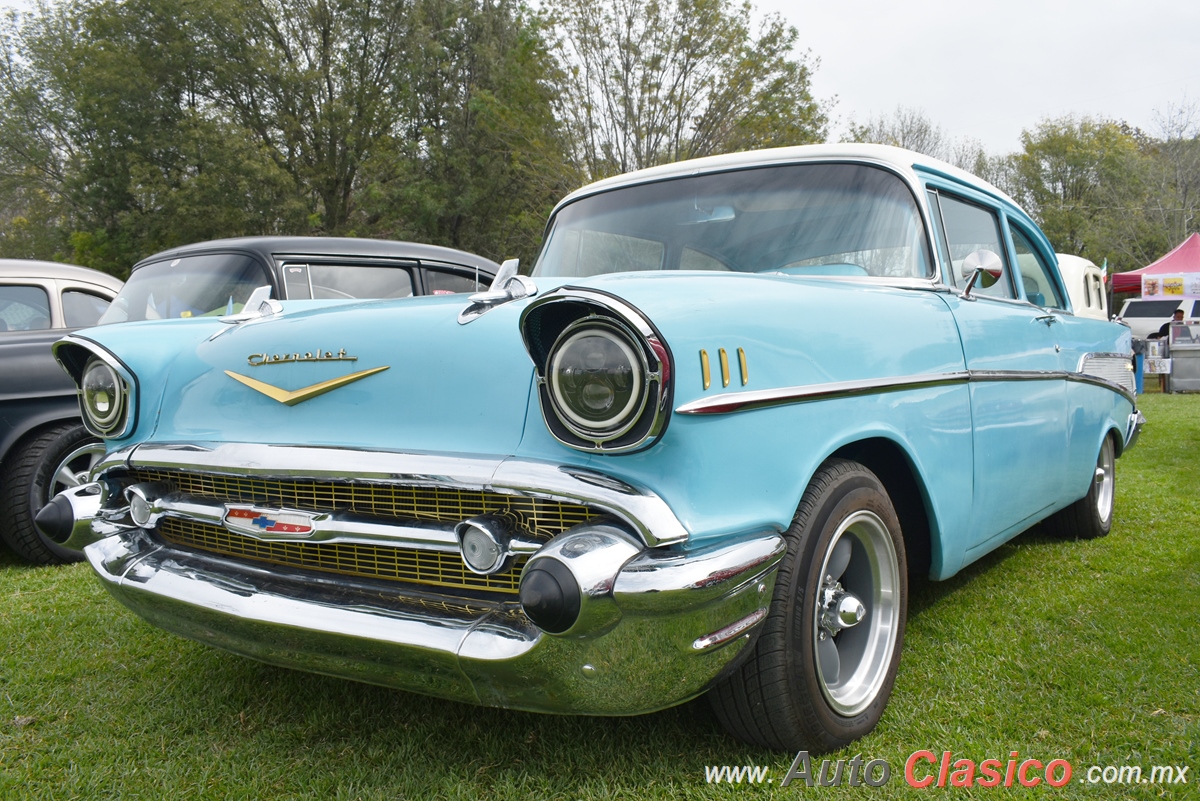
0, 0, 304, 272
550, 0, 827, 179
847, 105, 948, 160
1010, 116, 1142, 263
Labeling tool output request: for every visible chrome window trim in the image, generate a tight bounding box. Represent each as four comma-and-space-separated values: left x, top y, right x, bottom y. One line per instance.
677, 366, 1136, 416
107, 443, 690, 547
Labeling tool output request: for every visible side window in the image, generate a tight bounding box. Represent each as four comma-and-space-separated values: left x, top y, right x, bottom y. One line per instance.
425, 269, 484, 295
926, 190, 956, 286
0, 285, 52, 331
935, 194, 1012, 298
62, 290, 112, 328
307, 265, 413, 299
1009, 227, 1063, 309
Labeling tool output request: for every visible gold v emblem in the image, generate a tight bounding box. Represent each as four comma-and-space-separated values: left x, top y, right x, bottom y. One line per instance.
224, 366, 389, 406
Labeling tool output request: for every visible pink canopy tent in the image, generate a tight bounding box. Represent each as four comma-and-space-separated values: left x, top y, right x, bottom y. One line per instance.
1111, 232, 1200, 293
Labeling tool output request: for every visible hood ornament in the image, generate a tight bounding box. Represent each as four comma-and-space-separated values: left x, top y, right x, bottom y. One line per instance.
207, 285, 284, 341
225, 366, 389, 406
458, 259, 537, 324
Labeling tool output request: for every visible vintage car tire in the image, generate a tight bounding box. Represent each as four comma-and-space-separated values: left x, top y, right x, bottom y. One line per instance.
0, 424, 104, 564
1041, 434, 1116, 540
709, 458, 907, 752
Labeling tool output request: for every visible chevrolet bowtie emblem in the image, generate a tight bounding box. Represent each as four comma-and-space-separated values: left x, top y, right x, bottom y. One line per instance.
224, 366, 389, 406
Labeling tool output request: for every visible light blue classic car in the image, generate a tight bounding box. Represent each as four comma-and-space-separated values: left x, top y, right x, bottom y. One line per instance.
42, 145, 1140, 753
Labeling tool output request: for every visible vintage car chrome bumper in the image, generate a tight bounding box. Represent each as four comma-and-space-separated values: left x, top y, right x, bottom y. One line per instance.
86, 525, 784, 714
70, 441, 786, 714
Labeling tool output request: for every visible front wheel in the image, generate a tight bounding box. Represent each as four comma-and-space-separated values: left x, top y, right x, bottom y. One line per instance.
1042, 434, 1116, 540
710, 459, 907, 752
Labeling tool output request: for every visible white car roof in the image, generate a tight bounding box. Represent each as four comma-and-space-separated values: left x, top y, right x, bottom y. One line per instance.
553, 144, 1015, 213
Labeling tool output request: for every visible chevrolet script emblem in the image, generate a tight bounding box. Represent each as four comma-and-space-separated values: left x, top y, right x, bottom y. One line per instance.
223, 505, 319, 540
224, 366, 388, 406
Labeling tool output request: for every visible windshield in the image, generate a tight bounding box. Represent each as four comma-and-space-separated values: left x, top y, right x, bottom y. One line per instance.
99, 254, 270, 324
534, 163, 932, 280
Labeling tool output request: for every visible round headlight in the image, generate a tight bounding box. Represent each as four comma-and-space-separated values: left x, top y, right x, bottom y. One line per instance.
80, 358, 125, 434
548, 321, 647, 438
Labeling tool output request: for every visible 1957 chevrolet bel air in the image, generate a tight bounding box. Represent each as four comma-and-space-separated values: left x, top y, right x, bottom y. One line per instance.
40, 145, 1141, 752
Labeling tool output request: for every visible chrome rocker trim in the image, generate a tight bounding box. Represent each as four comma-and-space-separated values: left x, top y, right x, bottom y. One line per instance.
114, 442, 690, 547
85, 526, 785, 715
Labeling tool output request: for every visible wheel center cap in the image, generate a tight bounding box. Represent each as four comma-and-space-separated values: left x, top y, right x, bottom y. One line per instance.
820, 582, 866, 632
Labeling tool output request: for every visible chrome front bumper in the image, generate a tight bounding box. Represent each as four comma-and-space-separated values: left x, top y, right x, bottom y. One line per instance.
78, 441, 785, 715
86, 526, 785, 715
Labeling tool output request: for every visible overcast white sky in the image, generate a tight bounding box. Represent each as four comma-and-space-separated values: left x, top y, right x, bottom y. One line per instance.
756, 0, 1200, 153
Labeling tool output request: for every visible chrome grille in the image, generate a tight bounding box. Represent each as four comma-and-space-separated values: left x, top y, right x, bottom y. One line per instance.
158, 517, 528, 594
132, 468, 602, 595
129, 469, 597, 539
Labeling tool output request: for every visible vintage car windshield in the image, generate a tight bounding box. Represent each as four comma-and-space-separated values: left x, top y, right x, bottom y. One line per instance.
534, 163, 932, 280
99, 254, 270, 324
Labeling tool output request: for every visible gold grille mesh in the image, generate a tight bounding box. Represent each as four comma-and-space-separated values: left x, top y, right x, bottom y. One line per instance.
158, 518, 527, 593
132, 469, 600, 595
130, 469, 594, 540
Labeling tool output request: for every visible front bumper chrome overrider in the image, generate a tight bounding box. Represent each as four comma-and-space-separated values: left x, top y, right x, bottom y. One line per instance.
81, 441, 786, 715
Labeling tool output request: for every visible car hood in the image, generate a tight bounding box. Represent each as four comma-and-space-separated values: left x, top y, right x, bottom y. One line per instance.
74, 295, 537, 456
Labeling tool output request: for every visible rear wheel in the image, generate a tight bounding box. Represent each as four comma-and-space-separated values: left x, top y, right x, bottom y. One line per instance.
0, 424, 104, 564
709, 458, 907, 752
1042, 434, 1116, 540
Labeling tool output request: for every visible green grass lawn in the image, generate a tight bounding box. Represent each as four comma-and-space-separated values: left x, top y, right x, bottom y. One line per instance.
2, 394, 1196, 800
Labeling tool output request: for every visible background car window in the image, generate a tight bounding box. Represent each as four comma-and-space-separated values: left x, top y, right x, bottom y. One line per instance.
1123, 300, 1182, 317
62, 290, 112, 327
0, 285, 52, 331
1010, 227, 1063, 308
308, 264, 413, 299
281, 264, 312, 299
936, 194, 1012, 298
425, 269, 486, 294
1192, 300, 1200, 317
101, 254, 270, 323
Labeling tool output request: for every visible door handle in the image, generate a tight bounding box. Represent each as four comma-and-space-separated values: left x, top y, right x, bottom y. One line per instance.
1034, 314, 1058, 326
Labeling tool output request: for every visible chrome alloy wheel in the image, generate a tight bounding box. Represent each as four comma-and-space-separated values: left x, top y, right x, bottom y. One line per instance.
812, 509, 901, 716
1094, 436, 1115, 526
46, 441, 106, 501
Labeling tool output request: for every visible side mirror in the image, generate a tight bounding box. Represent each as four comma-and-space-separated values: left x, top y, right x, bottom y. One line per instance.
960, 250, 1004, 300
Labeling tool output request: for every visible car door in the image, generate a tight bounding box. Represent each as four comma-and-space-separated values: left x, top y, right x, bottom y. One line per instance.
928, 189, 1068, 551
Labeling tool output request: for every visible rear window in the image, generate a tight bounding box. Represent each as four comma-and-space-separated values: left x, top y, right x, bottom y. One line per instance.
1121, 300, 1182, 318
100, 254, 270, 324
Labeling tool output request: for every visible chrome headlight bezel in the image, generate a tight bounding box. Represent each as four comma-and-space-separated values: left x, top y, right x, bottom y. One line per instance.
53, 337, 138, 440
521, 288, 673, 454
